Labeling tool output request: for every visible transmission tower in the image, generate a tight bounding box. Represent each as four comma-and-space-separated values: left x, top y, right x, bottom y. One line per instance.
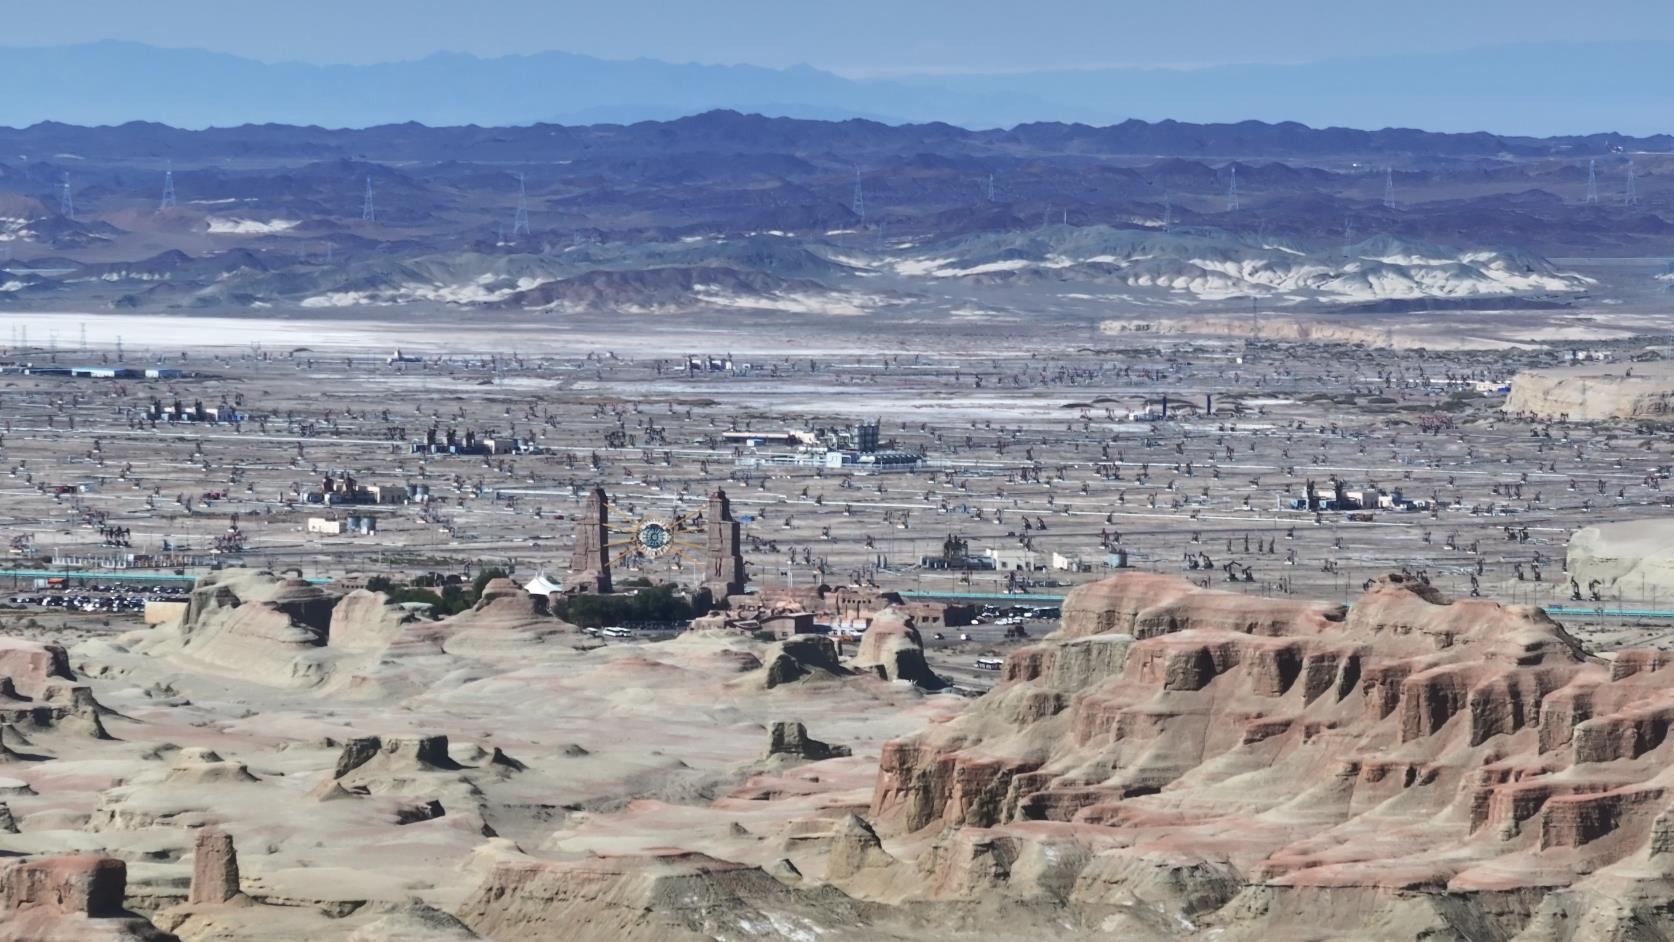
60, 174, 74, 220
1162, 192, 1172, 232
1383, 167, 1396, 210
1343, 217, 1354, 257
1226, 166, 1240, 212
511, 173, 531, 237
361, 176, 376, 223
1626, 159, 1639, 206
986, 173, 996, 202
851, 168, 865, 224
160, 161, 177, 211
1585, 159, 1599, 205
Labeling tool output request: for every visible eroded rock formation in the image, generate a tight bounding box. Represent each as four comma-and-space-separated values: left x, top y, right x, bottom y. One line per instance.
0, 855, 174, 941
855, 570, 1674, 938
1568, 518, 1674, 600
1506, 364, 1674, 421
746, 635, 854, 689
850, 609, 946, 689
765, 720, 852, 761
188, 828, 241, 905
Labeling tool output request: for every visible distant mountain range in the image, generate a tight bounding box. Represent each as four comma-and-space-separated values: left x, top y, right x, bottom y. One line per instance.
0, 111, 1666, 166
4, 40, 1674, 135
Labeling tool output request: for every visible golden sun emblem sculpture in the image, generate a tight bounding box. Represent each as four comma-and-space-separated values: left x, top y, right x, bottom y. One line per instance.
603, 502, 705, 568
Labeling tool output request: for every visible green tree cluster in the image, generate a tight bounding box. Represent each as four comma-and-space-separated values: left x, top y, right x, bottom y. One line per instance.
552, 584, 693, 629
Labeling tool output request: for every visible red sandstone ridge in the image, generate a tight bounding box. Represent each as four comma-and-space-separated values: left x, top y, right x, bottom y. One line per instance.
865, 571, 1674, 937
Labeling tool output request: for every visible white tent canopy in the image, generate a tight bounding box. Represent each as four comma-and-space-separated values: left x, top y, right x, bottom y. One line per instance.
523, 573, 564, 596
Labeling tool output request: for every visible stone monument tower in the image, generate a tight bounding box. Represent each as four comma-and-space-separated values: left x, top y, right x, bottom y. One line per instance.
568, 487, 612, 594
703, 488, 747, 599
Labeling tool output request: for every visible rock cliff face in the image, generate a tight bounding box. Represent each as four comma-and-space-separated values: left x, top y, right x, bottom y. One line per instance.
1505, 365, 1674, 421
1567, 518, 1674, 600
865, 571, 1674, 938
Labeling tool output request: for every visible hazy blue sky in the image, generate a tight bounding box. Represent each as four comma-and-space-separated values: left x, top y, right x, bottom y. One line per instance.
10, 0, 1674, 72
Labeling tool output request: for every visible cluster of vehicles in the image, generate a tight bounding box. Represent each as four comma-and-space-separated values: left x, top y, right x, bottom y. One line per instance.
965, 605, 1063, 672
6, 583, 187, 615
581, 623, 682, 640
975, 604, 1061, 625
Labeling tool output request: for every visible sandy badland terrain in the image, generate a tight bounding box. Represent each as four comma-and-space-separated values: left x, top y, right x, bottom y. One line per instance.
7, 568, 1674, 939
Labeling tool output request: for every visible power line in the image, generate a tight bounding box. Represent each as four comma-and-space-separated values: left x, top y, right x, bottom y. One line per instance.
160, 161, 177, 211
511, 172, 530, 237
361, 175, 376, 223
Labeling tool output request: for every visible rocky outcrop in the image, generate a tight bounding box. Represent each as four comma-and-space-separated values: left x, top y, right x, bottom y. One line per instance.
1568, 518, 1674, 601
0, 638, 113, 739
123, 569, 530, 691
765, 721, 851, 761
329, 589, 420, 651
850, 610, 946, 689
0, 638, 75, 695
464, 579, 549, 623
824, 815, 896, 882
0, 855, 175, 941
1505, 364, 1674, 421
132, 569, 344, 687
745, 636, 854, 689
334, 735, 462, 779
455, 850, 869, 942
1055, 571, 1343, 640
188, 828, 241, 905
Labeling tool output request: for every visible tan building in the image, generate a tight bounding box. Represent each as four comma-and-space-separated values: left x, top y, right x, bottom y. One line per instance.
144, 600, 188, 626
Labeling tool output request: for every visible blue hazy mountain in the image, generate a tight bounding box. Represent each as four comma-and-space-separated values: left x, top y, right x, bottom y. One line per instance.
917, 41, 1674, 137
0, 40, 1668, 135
0, 41, 1029, 128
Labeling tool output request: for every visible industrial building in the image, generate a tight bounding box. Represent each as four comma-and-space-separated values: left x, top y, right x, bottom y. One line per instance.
1281, 478, 1431, 513
410, 427, 537, 456
306, 514, 377, 536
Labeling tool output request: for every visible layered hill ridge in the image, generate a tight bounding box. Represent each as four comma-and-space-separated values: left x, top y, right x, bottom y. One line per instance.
850, 571, 1674, 938
16, 227, 1587, 315
884, 227, 1592, 303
